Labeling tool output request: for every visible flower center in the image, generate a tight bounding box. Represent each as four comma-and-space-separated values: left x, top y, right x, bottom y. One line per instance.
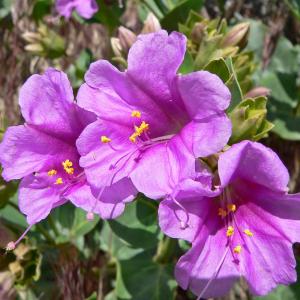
218, 187, 254, 261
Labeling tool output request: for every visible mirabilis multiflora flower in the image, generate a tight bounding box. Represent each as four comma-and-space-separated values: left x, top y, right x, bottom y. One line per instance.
159, 140, 300, 298
0, 68, 137, 250
56, 0, 98, 19
76, 30, 232, 202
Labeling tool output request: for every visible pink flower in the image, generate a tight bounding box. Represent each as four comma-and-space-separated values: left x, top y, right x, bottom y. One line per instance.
56, 0, 98, 19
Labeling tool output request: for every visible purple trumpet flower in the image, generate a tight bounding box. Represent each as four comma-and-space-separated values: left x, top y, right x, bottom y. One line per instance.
56, 0, 98, 19
159, 141, 300, 298
0, 68, 136, 250
76, 30, 232, 202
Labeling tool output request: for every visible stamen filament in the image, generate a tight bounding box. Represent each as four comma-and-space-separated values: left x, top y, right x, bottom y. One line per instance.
6, 224, 33, 251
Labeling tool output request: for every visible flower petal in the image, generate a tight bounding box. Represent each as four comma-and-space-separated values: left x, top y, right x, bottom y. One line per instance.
19, 68, 83, 141
19, 174, 66, 225
80, 61, 175, 136
76, 119, 137, 190
74, 0, 98, 19
0, 125, 76, 180
235, 201, 297, 295
218, 141, 289, 191
175, 224, 239, 298
179, 113, 232, 157
67, 178, 136, 219
130, 135, 195, 199
128, 30, 186, 104
177, 71, 231, 119
158, 197, 210, 242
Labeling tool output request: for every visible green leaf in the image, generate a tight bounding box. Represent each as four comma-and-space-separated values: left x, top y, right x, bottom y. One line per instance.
70, 208, 99, 237
108, 195, 159, 250
99, 221, 143, 260
178, 50, 194, 74
116, 250, 177, 300
160, 0, 204, 31
204, 57, 230, 83
32, 0, 52, 21
92, 0, 123, 32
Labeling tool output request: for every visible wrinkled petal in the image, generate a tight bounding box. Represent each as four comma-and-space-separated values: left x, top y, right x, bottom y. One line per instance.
177, 71, 231, 119
218, 141, 289, 191
130, 135, 195, 199
76, 119, 137, 189
175, 223, 239, 298
0, 125, 76, 180
19, 68, 84, 141
19, 174, 66, 225
80, 61, 176, 136
234, 201, 297, 295
128, 31, 186, 108
179, 113, 232, 157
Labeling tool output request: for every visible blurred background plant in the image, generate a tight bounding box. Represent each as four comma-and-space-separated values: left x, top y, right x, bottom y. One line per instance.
1, 0, 300, 299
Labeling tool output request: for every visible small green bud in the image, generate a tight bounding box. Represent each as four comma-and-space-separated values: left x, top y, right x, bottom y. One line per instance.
229, 96, 274, 144
22, 25, 65, 58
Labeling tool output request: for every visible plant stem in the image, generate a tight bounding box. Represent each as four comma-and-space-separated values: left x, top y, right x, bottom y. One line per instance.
47, 214, 60, 236
153, 236, 177, 264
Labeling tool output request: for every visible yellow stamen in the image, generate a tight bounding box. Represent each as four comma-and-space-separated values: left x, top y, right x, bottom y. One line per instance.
101, 135, 111, 143
227, 203, 236, 212
226, 226, 234, 237
218, 208, 227, 217
47, 169, 57, 176
244, 229, 253, 237
55, 177, 63, 185
131, 110, 141, 118
234, 245, 242, 254
62, 159, 74, 175
129, 121, 149, 143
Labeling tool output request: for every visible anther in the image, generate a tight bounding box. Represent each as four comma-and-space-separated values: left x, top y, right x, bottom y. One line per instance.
62, 159, 74, 175
226, 226, 234, 237
86, 212, 94, 221
47, 169, 57, 176
131, 110, 141, 118
227, 203, 236, 212
101, 135, 111, 143
234, 245, 242, 254
218, 208, 227, 218
244, 229, 253, 237
55, 177, 63, 185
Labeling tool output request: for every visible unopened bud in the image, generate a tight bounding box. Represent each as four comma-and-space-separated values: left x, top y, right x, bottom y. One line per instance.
244, 86, 271, 99
6, 241, 15, 251
24, 43, 44, 53
191, 22, 206, 43
118, 26, 136, 54
142, 12, 161, 33
111, 37, 123, 57
222, 22, 250, 49
86, 212, 94, 221
22, 31, 41, 43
